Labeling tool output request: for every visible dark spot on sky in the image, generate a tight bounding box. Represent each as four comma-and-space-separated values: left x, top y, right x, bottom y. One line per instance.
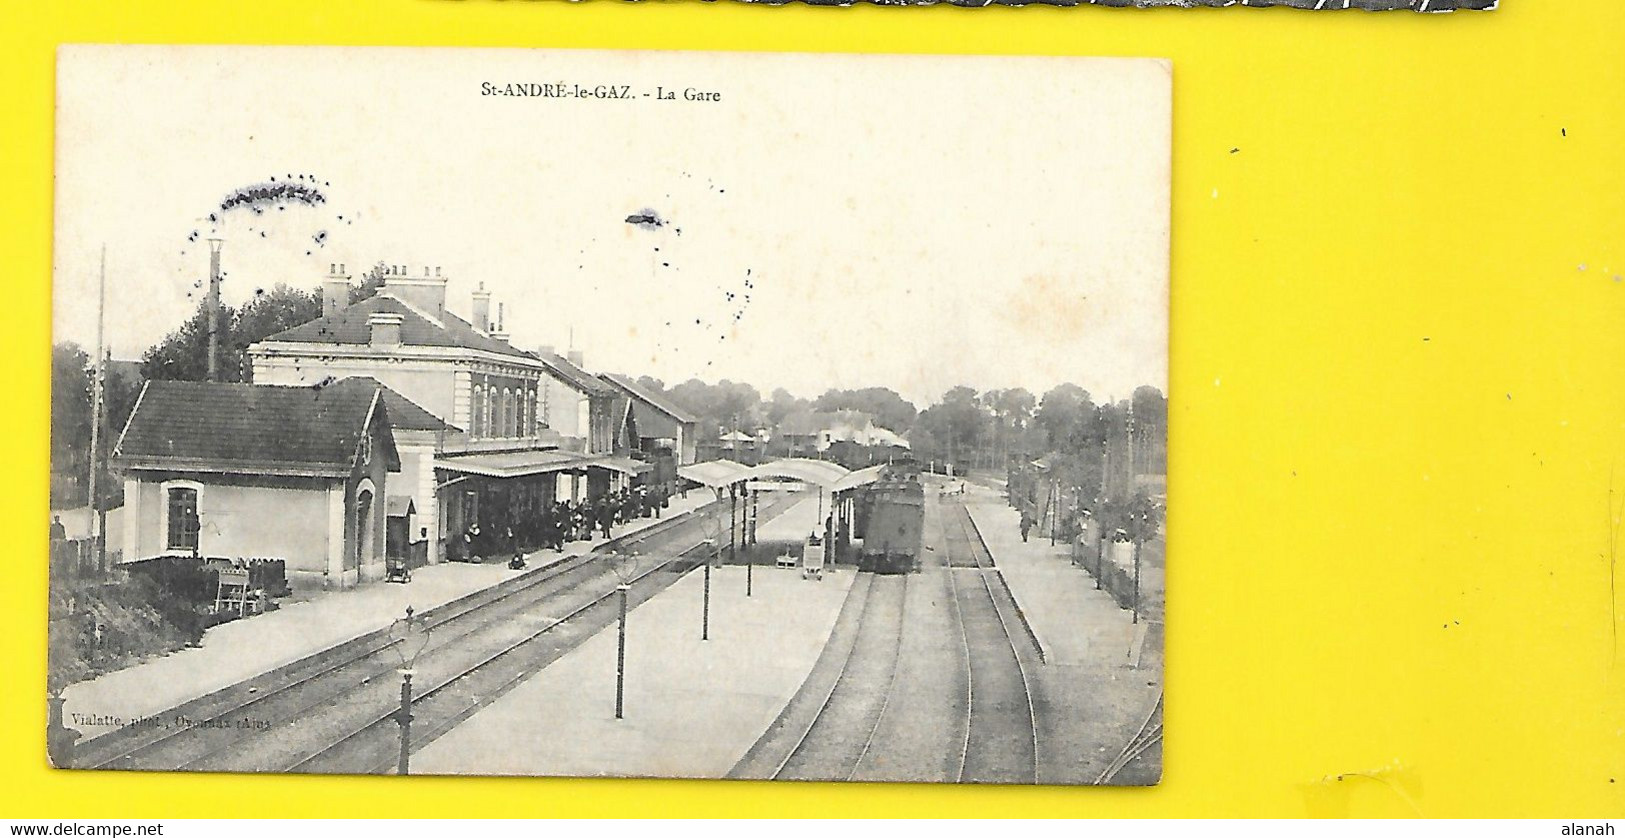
626, 209, 665, 230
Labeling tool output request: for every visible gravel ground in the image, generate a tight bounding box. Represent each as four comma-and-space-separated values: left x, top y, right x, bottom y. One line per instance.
849, 506, 968, 783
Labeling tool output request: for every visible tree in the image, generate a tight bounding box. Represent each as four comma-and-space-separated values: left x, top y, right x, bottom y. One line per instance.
141, 283, 325, 383
913, 385, 987, 470
981, 387, 1037, 466
664, 378, 763, 439
51, 343, 93, 479
349, 261, 388, 305
812, 387, 917, 432
765, 387, 811, 427
1036, 383, 1098, 453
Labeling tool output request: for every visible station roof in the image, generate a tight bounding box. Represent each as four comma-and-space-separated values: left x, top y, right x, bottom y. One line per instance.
260, 294, 531, 360
535, 351, 616, 397
342, 377, 451, 432
599, 373, 698, 424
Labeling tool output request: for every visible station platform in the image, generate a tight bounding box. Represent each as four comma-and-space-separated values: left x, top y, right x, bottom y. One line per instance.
412, 563, 855, 778
958, 482, 1163, 784
961, 485, 1150, 668
61, 491, 717, 742
750, 492, 825, 545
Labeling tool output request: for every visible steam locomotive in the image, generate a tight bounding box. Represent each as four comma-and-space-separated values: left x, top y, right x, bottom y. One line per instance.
853, 463, 925, 574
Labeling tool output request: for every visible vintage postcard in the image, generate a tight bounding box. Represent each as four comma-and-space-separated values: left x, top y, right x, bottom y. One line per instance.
49, 45, 1168, 785
750, 0, 1493, 9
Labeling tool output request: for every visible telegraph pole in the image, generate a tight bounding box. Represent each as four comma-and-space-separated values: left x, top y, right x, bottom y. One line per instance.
204, 238, 224, 383
88, 246, 107, 570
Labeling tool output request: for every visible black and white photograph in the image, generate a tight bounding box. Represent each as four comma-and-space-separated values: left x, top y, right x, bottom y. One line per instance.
48, 45, 1169, 785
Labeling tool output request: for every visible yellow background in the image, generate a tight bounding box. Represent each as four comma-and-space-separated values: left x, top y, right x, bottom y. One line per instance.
3, 0, 1622, 818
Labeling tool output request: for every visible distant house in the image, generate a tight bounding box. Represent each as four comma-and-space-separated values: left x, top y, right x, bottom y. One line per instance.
775, 410, 905, 457
111, 379, 400, 588
598, 373, 700, 466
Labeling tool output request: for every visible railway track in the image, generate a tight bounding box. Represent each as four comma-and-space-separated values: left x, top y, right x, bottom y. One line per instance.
773, 573, 908, 782
78, 494, 796, 774
1096, 692, 1162, 785
944, 501, 1040, 785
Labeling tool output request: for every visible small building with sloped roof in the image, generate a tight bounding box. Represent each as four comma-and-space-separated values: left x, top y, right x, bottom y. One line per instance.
112, 378, 400, 588
598, 373, 699, 466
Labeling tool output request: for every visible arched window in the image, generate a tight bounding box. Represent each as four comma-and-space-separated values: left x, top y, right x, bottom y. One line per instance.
471, 384, 486, 437
506, 388, 518, 437
482, 383, 495, 438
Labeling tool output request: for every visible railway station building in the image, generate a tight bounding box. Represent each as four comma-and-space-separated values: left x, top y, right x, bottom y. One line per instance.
247, 263, 644, 565
111, 378, 401, 588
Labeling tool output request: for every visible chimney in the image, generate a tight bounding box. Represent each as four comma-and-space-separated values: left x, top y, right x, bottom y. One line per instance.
490, 302, 509, 344
471, 282, 492, 333
379, 265, 448, 320
538, 344, 555, 357
368, 311, 404, 347
322, 263, 351, 317
567, 349, 585, 368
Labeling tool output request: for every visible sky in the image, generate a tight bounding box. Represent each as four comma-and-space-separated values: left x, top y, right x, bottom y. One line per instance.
54, 46, 1169, 408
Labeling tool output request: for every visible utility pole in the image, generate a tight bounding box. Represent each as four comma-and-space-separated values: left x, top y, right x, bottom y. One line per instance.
1127, 396, 1136, 495
205, 238, 224, 382
89, 246, 107, 571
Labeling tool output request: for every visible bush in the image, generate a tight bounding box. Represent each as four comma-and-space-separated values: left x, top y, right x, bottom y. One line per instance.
48, 575, 201, 695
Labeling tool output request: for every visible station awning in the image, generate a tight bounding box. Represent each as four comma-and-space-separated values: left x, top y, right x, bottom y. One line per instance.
592, 456, 654, 476
679, 457, 859, 489
831, 464, 886, 494
678, 459, 751, 489
437, 449, 594, 478
744, 458, 850, 488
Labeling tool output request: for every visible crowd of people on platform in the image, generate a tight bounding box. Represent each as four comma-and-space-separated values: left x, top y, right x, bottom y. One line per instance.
457, 483, 673, 566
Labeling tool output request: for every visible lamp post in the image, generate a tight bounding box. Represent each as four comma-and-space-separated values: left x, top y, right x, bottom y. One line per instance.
702, 538, 713, 641
608, 551, 640, 720
744, 484, 754, 597
729, 482, 738, 572
387, 605, 432, 775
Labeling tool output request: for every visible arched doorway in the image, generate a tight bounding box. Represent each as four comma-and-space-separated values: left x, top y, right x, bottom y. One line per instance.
354, 486, 375, 571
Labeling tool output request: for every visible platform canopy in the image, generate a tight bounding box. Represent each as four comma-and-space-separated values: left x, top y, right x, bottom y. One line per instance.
742, 458, 850, 488
678, 457, 857, 489
592, 455, 654, 476
677, 459, 752, 489
437, 449, 601, 478
830, 463, 886, 494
